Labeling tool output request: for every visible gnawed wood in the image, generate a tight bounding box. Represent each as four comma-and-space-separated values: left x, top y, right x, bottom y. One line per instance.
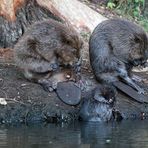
37, 0, 107, 32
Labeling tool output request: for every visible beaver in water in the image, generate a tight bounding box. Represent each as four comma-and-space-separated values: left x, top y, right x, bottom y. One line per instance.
79, 84, 116, 122
89, 19, 148, 94
14, 18, 83, 91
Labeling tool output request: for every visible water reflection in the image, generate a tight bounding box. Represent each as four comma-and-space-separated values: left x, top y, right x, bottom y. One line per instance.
0, 120, 148, 148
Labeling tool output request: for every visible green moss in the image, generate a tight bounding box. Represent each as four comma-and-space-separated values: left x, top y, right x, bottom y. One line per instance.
107, 0, 148, 31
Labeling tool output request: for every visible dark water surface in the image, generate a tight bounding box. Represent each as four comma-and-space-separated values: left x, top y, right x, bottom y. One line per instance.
0, 120, 148, 148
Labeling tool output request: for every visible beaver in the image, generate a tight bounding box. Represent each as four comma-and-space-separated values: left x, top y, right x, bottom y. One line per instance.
14, 18, 83, 91
89, 19, 148, 94
79, 84, 116, 122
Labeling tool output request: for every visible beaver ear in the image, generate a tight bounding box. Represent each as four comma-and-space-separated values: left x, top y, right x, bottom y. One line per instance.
27, 38, 39, 50
54, 49, 63, 57
134, 36, 142, 43
61, 32, 73, 44
60, 23, 78, 44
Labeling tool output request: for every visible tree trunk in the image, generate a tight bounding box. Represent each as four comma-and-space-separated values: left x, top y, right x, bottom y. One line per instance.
0, 0, 60, 48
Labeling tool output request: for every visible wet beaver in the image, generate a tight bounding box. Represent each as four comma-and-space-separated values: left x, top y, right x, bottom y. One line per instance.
89, 19, 148, 94
14, 19, 83, 91
79, 84, 116, 122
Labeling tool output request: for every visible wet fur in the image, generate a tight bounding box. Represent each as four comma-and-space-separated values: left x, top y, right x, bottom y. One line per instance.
89, 19, 148, 93
79, 84, 116, 122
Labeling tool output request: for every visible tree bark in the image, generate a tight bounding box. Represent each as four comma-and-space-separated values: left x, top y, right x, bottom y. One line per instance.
0, 0, 25, 21
0, 0, 60, 48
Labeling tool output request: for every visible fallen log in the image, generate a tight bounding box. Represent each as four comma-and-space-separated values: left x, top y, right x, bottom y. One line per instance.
37, 0, 107, 32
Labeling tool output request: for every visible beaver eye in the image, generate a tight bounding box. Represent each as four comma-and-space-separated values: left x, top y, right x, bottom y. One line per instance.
66, 40, 71, 45
71, 48, 76, 54
134, 36, 141, 43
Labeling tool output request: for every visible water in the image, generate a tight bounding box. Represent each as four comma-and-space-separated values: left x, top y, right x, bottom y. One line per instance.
0, 120, 148, 148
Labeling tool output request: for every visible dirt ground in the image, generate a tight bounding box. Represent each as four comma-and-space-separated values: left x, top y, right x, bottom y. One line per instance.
0, 60, 148, 124
0, 64, 82, 124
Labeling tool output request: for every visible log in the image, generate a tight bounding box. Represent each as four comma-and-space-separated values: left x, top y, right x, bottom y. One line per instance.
37, 0, 107, 32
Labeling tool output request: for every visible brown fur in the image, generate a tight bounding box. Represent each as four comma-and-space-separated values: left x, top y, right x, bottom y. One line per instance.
14, 18, 83, 91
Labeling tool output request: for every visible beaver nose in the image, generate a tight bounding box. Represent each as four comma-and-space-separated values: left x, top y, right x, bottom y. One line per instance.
109, 98, 113, 103
133, 58, 145, 66
133, 60, 139, 66
65, 62, 74, 68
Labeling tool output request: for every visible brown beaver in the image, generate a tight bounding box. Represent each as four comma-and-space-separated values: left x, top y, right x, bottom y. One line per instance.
89, 19, 148, 94
14, 19, 83, 91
